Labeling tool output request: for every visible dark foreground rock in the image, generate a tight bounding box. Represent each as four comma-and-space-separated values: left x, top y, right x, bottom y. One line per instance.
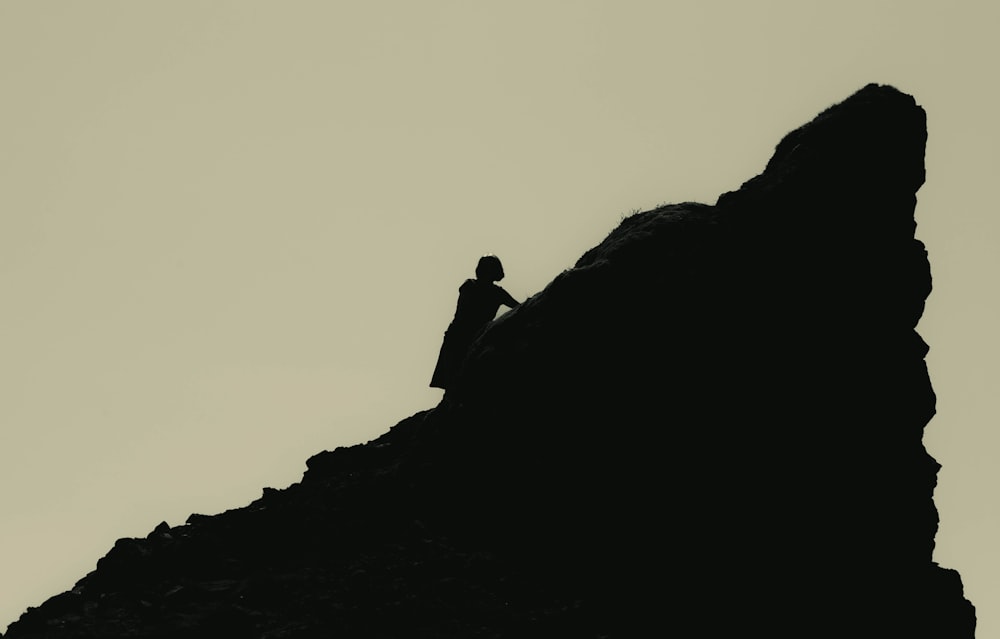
3, 84, 975, 638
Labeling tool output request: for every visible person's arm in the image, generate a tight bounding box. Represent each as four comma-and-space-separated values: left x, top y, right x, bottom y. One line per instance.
497, 286, 520, 309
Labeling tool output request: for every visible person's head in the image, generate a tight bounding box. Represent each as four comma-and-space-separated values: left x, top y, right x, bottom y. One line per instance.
475, 254, 504, 282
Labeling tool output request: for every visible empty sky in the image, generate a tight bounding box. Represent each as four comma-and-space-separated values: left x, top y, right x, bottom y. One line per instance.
2, 1, 997, 634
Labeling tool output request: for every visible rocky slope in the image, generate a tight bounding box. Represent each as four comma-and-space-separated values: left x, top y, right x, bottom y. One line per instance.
2, 84, 975, 638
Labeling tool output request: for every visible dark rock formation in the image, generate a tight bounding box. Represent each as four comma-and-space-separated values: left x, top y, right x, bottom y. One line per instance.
2, 84, 975, 638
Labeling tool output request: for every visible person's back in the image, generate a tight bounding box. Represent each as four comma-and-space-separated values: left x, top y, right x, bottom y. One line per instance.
430, 255, 519, 390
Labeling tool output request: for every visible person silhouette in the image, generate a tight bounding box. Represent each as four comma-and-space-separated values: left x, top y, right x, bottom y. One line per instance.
430, 255, 520, 390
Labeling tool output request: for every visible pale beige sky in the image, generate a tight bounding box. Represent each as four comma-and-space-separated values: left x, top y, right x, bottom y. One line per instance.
2, 1, 997, 634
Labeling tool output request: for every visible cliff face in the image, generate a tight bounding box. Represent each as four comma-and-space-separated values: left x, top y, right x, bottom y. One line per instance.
3, 84, 975, 638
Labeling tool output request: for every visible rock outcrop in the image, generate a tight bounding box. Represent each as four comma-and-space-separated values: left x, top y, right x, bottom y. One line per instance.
2, 84, 975, 638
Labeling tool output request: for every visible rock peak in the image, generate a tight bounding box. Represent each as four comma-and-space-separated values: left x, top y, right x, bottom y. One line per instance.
3, 85, 974, 638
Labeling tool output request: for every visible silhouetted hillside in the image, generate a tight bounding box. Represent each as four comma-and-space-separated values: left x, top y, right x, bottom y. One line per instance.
2, 84, 975, 638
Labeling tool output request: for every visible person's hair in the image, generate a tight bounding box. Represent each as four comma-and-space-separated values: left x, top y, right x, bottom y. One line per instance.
475, 254, 504, 281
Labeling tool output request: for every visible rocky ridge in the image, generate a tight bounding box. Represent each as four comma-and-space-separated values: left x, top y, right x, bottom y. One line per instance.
2, 84, 975, 638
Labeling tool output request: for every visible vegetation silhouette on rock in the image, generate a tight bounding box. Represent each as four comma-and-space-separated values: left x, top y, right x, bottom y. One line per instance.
2, 84, 975, 638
